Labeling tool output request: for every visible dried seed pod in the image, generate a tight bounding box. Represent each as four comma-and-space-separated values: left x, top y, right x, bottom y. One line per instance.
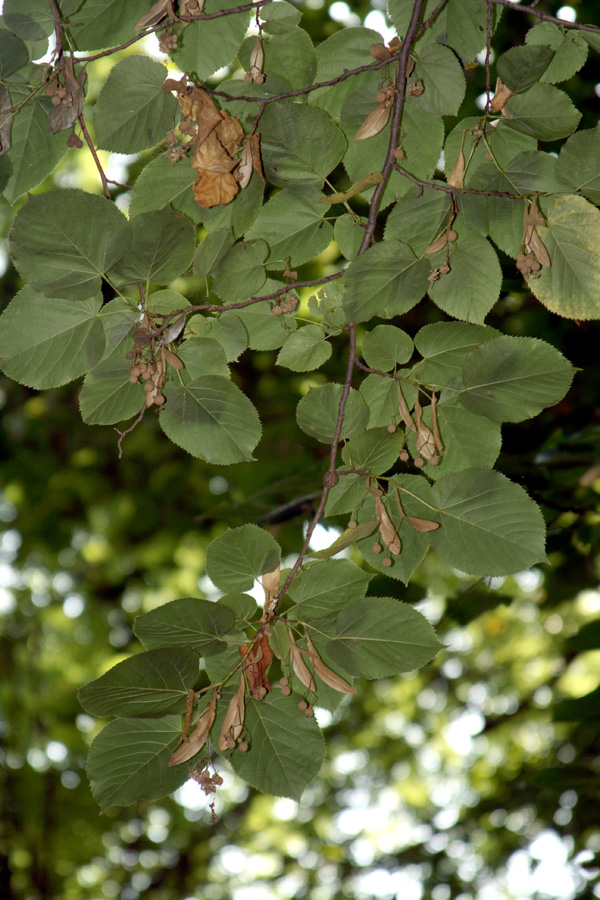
218, 672, 245, 751
168, 694, 217, 766
414, 395, 439, 464
375, 495, 401, 555
424, 232, 450, 255
354, 104, 391, 141
306, 634, 356, 694
447, 129, 466, 189
288, 627, 316, 693
370, 42, 391, 61
490, 77, 513, 114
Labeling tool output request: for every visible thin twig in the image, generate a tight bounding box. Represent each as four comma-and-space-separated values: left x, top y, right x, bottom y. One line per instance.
485, 0, 493, 113
489, 0, 600, 34
78, 113, 111, 199
115, 404, 147, 458
393, 164, 520, 199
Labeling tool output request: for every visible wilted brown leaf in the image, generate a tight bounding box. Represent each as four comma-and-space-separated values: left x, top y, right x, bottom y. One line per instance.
240, 632, 273, 700
375, 496, 401, 555
288, 627, 316, 693
168, 693, 217, 766
135, 0, 170, 30
490, 77, 513, 114
0, 88, 12, 156
447, 129, 466, 189
305, 634, 356, 694
354, 104, 390, 141
414, 395, 439, 464
218, 672, 246, 751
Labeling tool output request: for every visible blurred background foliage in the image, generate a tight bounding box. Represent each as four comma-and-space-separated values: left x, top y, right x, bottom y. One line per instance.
1, 1, 600, 899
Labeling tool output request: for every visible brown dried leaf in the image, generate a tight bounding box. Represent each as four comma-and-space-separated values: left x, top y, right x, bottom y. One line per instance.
236, 141, 253, 188
305, 634, 357, 694
397, 383, 416, 431
240, 632, 273, 699
370, 42, 391, 61
423, 232, 450, 255
48, 59, 86, 134
136, 0, 169, 30
431, 391, 443, 453
405, 516, 440, 533
414, 396, 439, 464
288, 627, 315, 693
249, 133, 264, 180
354, 104, 390, 141
161, 346, 184, 370
490, 77, 514, 114
447, 129, 466, 189
0, 88, 12, 156
168, 694, 217, 766
375, 496, 401, 555
527, 227, 551, 268
193, 170, 239, 208
218, 672, 246, 751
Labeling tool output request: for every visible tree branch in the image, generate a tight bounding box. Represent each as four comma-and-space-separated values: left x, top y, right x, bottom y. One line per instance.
489, 0, 600, 34
77, 113, 111, 199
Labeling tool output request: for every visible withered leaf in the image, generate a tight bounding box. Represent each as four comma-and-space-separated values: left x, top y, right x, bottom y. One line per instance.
305, 634, 356, 694
490, 77, 513, 114
160, 313, 186, 345
48, 59, 86, 134
161, 346, 184, 370
354, 104, 390, 141
375, 496, 401, 555
135, 0, 170, 30
424, 232, 450, 255
398, 383, 416, 431
405, 516, 440, 533
218, 672, 245, 751
240, 632, 273, 700
0, 88, 12, 156
526, 226, 551, 268
288, 627, 316, 693
168, 693, 217, 766
447, 129, 466, 189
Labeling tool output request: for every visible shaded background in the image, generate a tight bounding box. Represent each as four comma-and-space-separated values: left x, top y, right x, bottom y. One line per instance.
1, 1, 600, 898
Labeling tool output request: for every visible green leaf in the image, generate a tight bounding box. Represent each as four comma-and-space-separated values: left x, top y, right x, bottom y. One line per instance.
234, 296, 297, 351
93, 56, 178, 154
205, 524, 281, 593
194, 229, 235, 279
190, 312, 248, 362
296, 383, 369, 443
288, 558, 371, 620
435, 0, 498, 64
504, 84, 581, 141
0, 289, 105, 388
230, 692, 324, 800
342, 427, 403, 476
260, 0, 302, 33
78, 648, 199, 718
246, 187, 332, 268
409, 399, 501, 479
173, 0, 251, 80
146, 290, 189, 316
9, 190, 130, 301
87, 716, 187, 811
260, 28, 316, 89
203, 631, 248, 684
206, 170, 265, 238
133, 597, 236, 655
218, 592, 260, 626
3, 0, 53, 41
504, 150, 563, 195
428, 236, 502, 324
459, 335, 575, 422
444, 117, 536, 186
2, 82, 69, 203
356, 475, 436, 584
178, 338, 230, 380
411, 322, 500, 386
411, 43, 466, 115
554, 687, 600, 722
343, 241, 430, 323
211, 240, 268, 303
526, 195, 600, 320
0, 28, 28, 78
385, 189, 451, 258
277, 325, 332, 372
260, 102, 346, 189
334, 215, 367, 261
326, 597, 441, 678
360, 373, 417, 430
309, 27, 383, 118
79, 356, 143, 425
361, 325, 414, 372
129, 154, 198, 221
110, 208, 194, 286
324, 474, 368, 517
341, 86, 444, 206
428, 469, 547, 575
525, 22, 588, 84
496, 44, 555, 93
556, 124, 600, 205
68, 0, 150, 50
97, 298, 137, 361
159, 376, 261, 463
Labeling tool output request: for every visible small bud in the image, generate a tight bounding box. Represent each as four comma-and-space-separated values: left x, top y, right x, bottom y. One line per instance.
372, 542, 381, 554
348, 520, 357, 530
237, 741, 249, 752
298, 700, 308, 711
414, 457, 424, 468
387, 424, 397, 434
304, 707, 314, 717
382, 557, 392, 568
399, 449, 410, 462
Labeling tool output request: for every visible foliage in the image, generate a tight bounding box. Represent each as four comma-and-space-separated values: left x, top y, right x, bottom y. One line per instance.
1, 1, 600, 880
